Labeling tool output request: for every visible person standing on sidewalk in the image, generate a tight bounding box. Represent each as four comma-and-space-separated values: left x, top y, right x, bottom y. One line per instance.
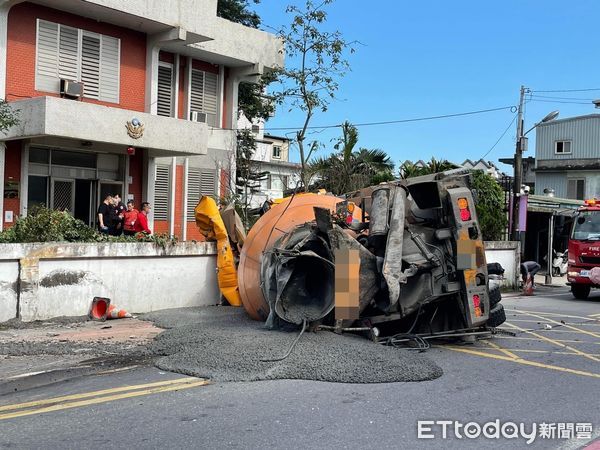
122, 201, 138, 236
134, 202, 152, 234
97, 194, 113, 234
112, 194, 126, 236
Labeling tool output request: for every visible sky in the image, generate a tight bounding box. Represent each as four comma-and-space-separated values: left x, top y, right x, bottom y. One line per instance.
253, 0, 600, 174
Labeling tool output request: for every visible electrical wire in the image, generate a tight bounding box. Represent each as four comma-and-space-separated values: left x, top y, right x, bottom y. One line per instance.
532, 88, 600, 93
210, 105, 517, 133
529, 94, 596, 101
479, 113, 518, 160
528, 98, 592, 105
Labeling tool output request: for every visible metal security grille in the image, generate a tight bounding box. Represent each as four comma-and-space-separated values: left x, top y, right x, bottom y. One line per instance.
154, 165, 170, 220
52, 180, 74, 212
157, 65, 173, 117
186, 168, 216, 221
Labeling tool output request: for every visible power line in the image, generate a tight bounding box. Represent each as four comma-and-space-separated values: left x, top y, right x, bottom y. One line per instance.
479, 113, 517, 161
255, 105, 516, 132
529, 94, 596, 101
532, 88, 600, 93
529, 98, 591, 105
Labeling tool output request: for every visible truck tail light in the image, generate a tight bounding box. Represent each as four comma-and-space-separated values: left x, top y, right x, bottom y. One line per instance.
472, 294, 482, 317
458, 197, 471, 221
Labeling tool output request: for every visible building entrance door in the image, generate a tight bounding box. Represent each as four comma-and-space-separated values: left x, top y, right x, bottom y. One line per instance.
74, 179, 93, 226
50, 178, 75, 212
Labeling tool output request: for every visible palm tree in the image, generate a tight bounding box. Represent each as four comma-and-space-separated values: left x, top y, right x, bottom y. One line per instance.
308, 122, 395, 194
399, 157, 457, 179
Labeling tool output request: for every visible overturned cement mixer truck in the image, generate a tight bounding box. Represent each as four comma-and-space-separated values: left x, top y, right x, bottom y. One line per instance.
237, 169, 506, 338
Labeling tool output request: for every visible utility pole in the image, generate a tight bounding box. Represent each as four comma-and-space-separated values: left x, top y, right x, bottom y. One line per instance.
511, 85, 527, 241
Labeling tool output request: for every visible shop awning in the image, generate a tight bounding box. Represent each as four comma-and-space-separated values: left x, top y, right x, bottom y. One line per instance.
527, 194, 584, 216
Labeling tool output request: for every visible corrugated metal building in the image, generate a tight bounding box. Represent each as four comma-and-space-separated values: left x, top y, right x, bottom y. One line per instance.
535, 114, 600, 199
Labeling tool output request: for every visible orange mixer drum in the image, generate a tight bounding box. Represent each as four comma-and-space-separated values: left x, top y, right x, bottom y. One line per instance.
238, 193, 362, 321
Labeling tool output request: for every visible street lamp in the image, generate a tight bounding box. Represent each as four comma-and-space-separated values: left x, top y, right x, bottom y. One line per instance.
511, 85, 559, 244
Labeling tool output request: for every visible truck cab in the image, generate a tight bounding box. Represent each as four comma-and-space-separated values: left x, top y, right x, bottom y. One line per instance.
567, 199, 600, 299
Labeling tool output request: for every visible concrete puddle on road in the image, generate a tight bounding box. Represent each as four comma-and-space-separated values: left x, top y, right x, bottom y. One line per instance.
440, 309, 600, 380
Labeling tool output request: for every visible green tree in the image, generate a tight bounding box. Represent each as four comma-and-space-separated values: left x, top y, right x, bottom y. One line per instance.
271, 0, 356, 191
216, 0, 261, 28
235, 129, 267, 229
309, 122, 394, 194
470, 170, 507, 241
0, 100, 19, 134
400, 158, 507, 240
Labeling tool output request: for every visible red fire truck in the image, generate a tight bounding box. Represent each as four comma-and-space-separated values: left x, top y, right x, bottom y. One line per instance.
567, 199, 600, 299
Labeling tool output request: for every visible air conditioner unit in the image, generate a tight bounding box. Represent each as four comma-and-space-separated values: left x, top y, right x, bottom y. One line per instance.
190, 111, 208, 123
60, 79, 84, 99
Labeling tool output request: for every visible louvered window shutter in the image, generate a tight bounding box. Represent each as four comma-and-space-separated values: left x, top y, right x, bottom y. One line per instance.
187, 168, 201, 221
99, 35, 120, 103
36, 20, 120, 103
58, 25, 79, 82
154, 165, 171, 221
36, 20, 60, 92
186, 168, 216, 221
81, 34, 101, 99
157, 65, 173, 117
189, 69, 219, 126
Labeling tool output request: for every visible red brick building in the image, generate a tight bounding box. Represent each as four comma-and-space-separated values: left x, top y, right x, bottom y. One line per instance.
0, 0, 282, 239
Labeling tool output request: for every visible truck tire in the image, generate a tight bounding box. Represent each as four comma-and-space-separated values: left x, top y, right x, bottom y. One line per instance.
571, 284, 591, 300
489, 285, 501, 308
487, 304, 506, 327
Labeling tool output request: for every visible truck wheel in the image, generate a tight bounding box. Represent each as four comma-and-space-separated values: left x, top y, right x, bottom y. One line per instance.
571, 284, 591, 300
487, 304, 506, 327
489, 285, 501, 308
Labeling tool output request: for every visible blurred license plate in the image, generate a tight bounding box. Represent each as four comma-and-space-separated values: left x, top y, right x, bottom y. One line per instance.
580, 270, 590, 277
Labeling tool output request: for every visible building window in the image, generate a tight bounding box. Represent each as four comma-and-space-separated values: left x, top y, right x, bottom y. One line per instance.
272, 145, 281, 159
35, 19, 120, 103
186, 168, 217, 221
189, 69, 219, 126
555, 141, 572, 154
154, 165, 170, 221
157, 63, 174, 117
567, 179, 585, 200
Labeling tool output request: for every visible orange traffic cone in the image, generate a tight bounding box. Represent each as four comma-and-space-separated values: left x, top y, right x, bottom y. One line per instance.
88, 297, 111, 321
523, 274, 534, 296
106, 304, 132, 319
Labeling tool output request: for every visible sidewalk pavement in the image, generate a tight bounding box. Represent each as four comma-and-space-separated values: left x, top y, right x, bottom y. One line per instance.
0, 317, 163, 391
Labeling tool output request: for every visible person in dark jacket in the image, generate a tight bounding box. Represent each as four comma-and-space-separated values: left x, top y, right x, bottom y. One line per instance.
112, 194, 126, 236
97, 194, 113, 234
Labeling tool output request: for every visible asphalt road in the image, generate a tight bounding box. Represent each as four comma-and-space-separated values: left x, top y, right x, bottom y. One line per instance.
1, 286, 599, 449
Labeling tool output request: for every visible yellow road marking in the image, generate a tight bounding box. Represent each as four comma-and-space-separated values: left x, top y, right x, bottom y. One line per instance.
0, 377, 200, 413
504, 323, 600, 363
590, 313, 600, 318
493, 335, 600, 344
481, 340, 519, 359
443, 346, 600, 379
514, 309, 600, 339
0, 379, 209, 420
508, 310, 596, 321
468, 346, 600, 357
507, 318, 600, 327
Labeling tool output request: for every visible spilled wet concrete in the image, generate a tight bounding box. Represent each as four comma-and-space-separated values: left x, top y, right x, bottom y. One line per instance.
143, 307, 443, 384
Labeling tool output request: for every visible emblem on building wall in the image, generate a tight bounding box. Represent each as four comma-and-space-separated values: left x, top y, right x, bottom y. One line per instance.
126, 118, 144, 139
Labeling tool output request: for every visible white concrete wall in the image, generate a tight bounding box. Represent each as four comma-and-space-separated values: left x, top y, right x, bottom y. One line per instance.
484, 241, 520, 290
0, 259, 18, 322
0, 242, 220, 322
